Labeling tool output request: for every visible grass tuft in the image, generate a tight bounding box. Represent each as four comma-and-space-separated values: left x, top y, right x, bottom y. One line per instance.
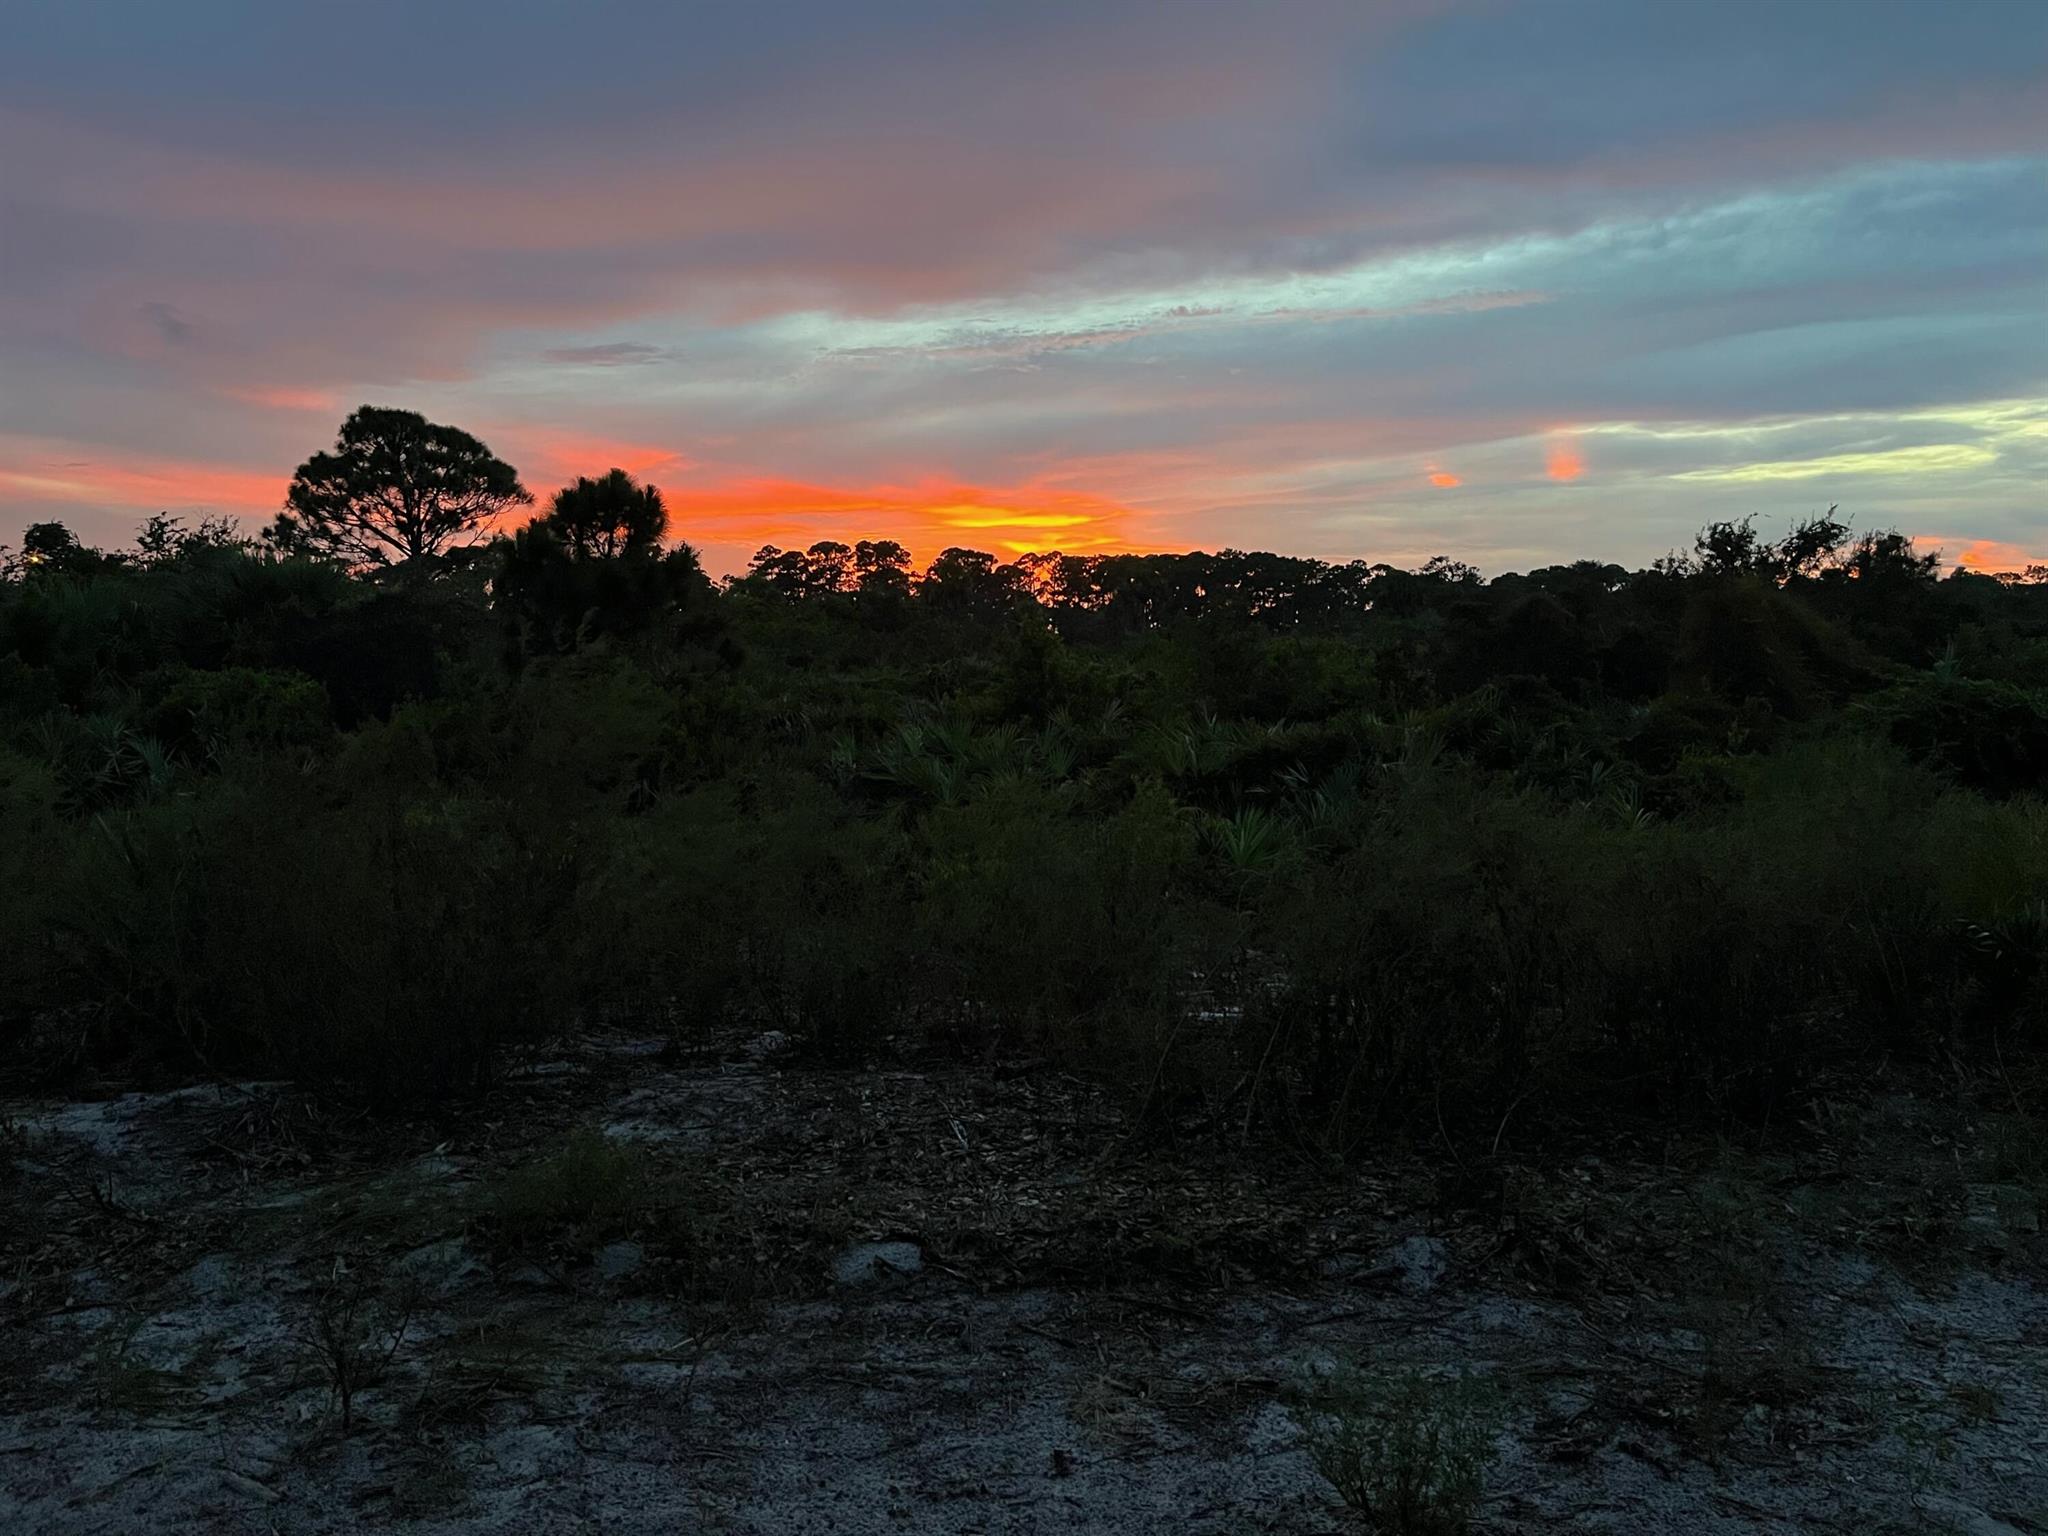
1293, 1363, 1501, 1534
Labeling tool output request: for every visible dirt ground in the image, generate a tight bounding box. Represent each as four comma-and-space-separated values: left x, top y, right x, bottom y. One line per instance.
3, 1030, 2044, 1533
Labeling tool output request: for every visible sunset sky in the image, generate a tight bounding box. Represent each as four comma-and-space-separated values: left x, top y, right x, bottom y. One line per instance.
2, 1, 2043, 576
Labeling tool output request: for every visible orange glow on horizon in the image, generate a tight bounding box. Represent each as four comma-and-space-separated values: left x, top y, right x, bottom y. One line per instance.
1546, 442, 1585, 481
0, 431, 1153, 570
1428, 471, 1462, 488
938, 509, 1096, 529
657, 474, 1149, 570
1946, 538, 2044, 575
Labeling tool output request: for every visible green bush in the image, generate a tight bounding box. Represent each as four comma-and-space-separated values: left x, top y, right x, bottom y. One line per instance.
1251, 773, 1575, 1138
0, 749, 64, 1040
590, 774, 912, 1050
1294, 1364, 1501, 1533
136, 665, 333, 764
1856, 675, 2048, 797
1225, 734, 1982, 1141
487, 1130, 653, 1251
915, 779, 1200, 1052
43, 768, 582, 1101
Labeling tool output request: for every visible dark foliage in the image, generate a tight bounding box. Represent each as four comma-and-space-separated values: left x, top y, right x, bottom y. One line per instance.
3, 481, 2045, 1137
493, 469, 714, 654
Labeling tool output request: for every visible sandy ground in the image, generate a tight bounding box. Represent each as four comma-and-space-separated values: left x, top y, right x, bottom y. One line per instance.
3, 1034, 2044, 1533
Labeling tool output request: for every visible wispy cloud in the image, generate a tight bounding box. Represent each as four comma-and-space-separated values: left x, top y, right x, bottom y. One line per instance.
2, 2, 2042, 569
1671, 443, 2001, 483
539, 342, 668, 368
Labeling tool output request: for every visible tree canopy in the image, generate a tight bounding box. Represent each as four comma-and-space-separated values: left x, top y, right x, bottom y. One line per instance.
492, 468, 709, 651
544, 469, 668, 559
276, 406, 530, 569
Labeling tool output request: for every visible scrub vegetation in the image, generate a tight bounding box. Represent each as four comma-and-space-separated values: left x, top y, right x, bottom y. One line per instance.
2, 410, 2045, 1162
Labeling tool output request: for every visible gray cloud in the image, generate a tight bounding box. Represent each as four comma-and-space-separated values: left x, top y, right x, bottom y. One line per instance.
540, 342, 667, 368
1, 1, 2043, 568
141, 301, 192, 346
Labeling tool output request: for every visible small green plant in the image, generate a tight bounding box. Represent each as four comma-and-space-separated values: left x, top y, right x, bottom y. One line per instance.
487, 1129, 651, 1251
1293, 1364, 1501, 1534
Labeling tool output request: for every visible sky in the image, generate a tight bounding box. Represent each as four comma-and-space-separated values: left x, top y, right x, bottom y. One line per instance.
2, 0, 2044, 577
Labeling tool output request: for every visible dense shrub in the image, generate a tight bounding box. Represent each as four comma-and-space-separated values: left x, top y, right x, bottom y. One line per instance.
486, 1130, 653, 1251
1856, 675, 2048, 797
2, 515, 2044, 1140
136, 665, 333, 764
914, 779, 1204, 1061
23, 768, 580, 1101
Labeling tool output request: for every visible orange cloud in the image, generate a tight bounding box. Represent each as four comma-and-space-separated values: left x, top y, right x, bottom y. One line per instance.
1944, 538, 2044, 574
1540, 438, 1589, 481
221, 385, 340, 413
503, 428, 699, 498
0, 436, 286, 515
0, 427, 705, 542
1428, 471, 1462, 488
1546, 441, 1585, 481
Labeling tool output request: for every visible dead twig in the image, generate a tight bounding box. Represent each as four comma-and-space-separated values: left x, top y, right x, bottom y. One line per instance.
301, 1257, 422, 1434
219, 1469, 282, 1504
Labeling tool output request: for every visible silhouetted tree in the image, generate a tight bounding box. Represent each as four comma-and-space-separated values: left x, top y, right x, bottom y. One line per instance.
134, 512, 247, 566
1775, 509, 1852, 582
920, 547, 1027, 622
493, 470, 710, 651
1086, 553, 1197, 631
803, 541, 857, 594
544, 469, 667, 558
1836, 529, 1940, 588
1692, 518, 1770, 578
1421, 554, 1483, 586
741, 541, 861, 600
1678, 511, 1854, 585
853, 539, 913, 600
10, 521, 118, 579
1009, 550, 1071, 603
741, 545, 801, 598
276, 406, 530, 569
23, 522, 84, 566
